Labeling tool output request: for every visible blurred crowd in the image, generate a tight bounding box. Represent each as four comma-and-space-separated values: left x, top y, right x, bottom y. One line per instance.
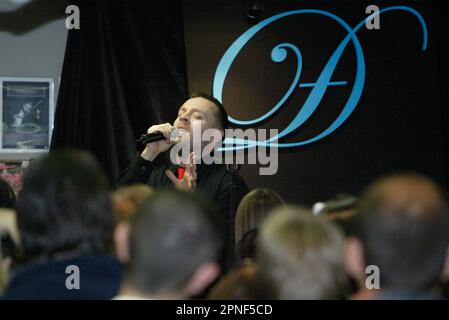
1, 149, 448, 300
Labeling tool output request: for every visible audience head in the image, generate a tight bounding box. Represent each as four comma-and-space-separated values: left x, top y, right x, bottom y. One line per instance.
346, 173, 449, 294
234, 189, 284, 262
112, 184, 154, 263
256, 206, 348, 299
123, 190, 220, 299
16, 149, 114, 261
112, 184, 154, 222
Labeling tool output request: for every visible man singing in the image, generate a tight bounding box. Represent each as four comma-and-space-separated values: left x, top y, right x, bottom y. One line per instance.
116, 92, 248, 269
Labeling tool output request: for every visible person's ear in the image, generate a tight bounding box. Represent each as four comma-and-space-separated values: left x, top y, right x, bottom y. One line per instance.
345, 236, 365, 285
114, 222, 131, 264
184, 262, 220, 297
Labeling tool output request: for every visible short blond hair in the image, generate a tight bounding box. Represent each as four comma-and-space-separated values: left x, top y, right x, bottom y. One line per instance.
256, 206, 348, 299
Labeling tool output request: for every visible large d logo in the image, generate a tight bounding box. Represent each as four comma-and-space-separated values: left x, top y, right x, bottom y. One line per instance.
213, 6, 428, 150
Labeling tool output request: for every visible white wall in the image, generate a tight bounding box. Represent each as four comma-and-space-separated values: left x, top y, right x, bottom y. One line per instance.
0, 19, 67, 81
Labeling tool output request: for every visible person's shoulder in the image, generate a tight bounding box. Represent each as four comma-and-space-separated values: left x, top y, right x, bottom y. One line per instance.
2, 255, 122, 300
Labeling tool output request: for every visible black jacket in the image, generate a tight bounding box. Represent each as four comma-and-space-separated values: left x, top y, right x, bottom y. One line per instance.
116, 153, 249, 269
2, 255, 122, 300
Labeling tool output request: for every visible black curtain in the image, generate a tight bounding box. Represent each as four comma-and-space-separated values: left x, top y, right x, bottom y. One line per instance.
51, 0, 188, 183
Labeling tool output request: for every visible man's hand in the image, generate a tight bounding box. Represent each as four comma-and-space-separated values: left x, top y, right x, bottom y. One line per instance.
141, 123, 175, 161
165, 153, 197, 191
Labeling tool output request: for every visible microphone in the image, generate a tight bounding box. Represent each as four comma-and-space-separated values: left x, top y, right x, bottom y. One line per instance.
137, 128, 180, 145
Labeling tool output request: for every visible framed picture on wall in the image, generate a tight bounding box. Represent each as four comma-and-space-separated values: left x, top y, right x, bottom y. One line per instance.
0, 77, 54, 154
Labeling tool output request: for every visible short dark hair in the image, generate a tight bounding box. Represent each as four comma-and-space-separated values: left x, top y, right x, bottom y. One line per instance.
17, 150, 114, 260
126, 190, 219, 294
356, 173, 449, 291
190, 92, 228, 130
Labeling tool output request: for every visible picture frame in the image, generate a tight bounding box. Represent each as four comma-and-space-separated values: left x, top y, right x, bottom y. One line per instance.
0, 77, 54, 158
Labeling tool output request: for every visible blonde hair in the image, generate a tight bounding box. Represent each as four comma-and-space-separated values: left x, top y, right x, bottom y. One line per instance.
256, 206, 348, 299
112, 184, 154, 222
0, 209, 20, 293
0, 209, 19, 246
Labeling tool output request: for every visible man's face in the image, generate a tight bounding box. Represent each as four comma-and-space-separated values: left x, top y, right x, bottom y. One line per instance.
173, 97, 222, 147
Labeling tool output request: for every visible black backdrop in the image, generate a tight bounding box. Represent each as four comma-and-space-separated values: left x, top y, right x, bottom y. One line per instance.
184, 0, 449, 204
51, 0, 449, 205
51, 0, 188, 182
